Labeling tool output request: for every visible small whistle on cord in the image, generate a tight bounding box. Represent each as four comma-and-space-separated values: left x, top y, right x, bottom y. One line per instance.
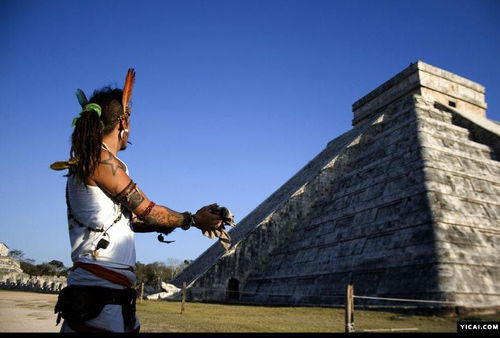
157, 234, 175, 244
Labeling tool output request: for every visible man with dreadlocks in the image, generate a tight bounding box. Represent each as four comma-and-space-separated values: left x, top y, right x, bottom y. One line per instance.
51, 69, 225, 333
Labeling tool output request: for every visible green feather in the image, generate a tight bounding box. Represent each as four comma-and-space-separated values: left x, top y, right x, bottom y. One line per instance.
75, 89, 88, 107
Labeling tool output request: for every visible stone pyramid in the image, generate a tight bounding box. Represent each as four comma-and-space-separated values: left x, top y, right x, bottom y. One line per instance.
172, 61, 499, 310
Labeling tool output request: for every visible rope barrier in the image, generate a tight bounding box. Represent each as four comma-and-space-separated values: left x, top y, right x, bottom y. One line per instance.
160, 283, 462, 334
362, 328, 419, 332
154, 282, 460, 307
353, 295, 457, 305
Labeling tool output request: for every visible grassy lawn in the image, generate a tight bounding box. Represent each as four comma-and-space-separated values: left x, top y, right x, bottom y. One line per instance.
137, 300, 498, 332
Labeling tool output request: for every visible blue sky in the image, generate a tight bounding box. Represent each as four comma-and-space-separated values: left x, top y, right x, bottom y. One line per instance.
1, 0, 499, 267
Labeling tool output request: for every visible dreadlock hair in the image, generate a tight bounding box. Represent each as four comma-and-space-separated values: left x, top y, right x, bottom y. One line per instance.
70, 87, 125, 183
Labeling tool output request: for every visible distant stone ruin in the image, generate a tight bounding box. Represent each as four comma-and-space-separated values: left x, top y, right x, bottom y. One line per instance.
171, 61, 500, 311
0, 272, 66, 294
146, 282, 181, 300
0, 242, 22, 274
0, 242, 66, 294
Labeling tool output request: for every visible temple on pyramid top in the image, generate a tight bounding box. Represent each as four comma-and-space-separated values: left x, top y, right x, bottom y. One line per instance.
353, 61, 487, 126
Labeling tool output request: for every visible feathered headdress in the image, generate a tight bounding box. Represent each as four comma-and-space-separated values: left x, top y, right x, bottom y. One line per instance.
122, 68, 135, 117
50, 68, 136, 171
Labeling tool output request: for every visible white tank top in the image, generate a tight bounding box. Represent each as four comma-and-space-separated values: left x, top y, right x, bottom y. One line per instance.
66, 149, 136, 269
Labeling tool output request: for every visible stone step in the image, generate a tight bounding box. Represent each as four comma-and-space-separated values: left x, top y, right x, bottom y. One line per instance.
421, 145, 500, 179
414, 97, 496, 160
417, 114, 471, 139
419, 131, 493, 162
417, 115, 494, 157
424, 167, 500, 201
415, 100, 454, 123
284, 216, 433, 253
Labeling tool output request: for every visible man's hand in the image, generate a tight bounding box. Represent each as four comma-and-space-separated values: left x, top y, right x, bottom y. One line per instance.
196, 204, 236, 251
194, 204, 222, 231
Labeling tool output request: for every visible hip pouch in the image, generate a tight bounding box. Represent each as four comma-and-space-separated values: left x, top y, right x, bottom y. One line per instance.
54, 285, 137, 329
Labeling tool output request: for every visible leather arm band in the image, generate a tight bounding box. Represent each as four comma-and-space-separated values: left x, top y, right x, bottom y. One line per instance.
115, 180, 136, 204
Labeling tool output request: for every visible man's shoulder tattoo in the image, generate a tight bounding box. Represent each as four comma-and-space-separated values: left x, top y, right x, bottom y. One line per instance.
100, 151, 126, 176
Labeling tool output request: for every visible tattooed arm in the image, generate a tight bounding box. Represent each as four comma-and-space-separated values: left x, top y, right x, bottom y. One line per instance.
129, 219, 175, 234
91, 149, 221, 233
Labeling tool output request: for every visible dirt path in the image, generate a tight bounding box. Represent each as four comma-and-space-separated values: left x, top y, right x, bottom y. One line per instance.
0, 290, 59, 332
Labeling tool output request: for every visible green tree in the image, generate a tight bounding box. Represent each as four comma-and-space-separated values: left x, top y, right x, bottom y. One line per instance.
17, 256, 68, 277
135, 261, 182, 289
8, 249, 25, 261
20, 260, 37, 275
48, 260, 68, 276
36, 263, 57, 276
48, 260, 65, 269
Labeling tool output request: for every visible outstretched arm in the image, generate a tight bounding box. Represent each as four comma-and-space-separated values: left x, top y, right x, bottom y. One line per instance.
91, 149, 221, 233
128, 214, 175, 234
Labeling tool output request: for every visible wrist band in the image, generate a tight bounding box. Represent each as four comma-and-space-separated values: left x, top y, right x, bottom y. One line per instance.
181, 212, 196, 230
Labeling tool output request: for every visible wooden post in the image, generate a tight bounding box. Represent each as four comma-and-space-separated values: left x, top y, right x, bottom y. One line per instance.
345, 284, 355, 333
180, 282, 186, 314
139, 282, 144, 304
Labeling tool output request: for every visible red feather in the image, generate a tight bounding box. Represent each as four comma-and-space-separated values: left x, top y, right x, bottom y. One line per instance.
122, 68, 136, 114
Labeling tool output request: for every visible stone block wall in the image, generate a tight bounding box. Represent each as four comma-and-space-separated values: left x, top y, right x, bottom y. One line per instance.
0, 243, 9, 257
415, 97, 500, 308
0, 256, 23, 274
0, 271, 67, 294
